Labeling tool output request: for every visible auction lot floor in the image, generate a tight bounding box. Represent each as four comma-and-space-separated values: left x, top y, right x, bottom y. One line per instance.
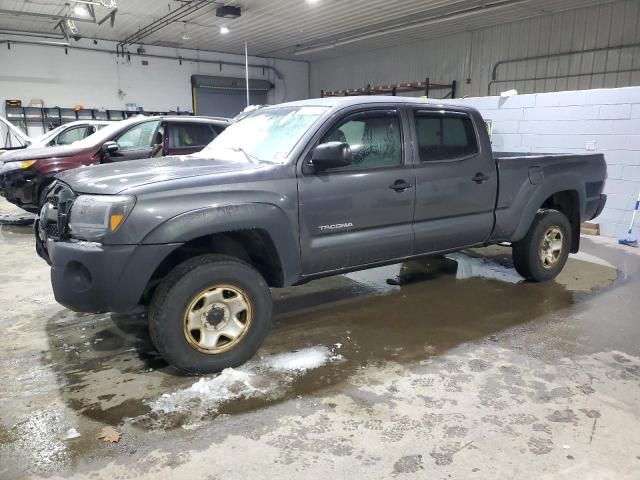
0, 197, 639, 479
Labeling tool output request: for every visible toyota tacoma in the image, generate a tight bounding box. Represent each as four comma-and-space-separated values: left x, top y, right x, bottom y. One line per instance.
35, 97, 607, 374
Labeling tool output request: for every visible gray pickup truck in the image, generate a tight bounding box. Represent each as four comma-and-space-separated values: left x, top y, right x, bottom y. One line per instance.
35, 97, 607, 374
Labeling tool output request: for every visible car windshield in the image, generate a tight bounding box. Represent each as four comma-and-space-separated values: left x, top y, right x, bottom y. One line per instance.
73, 117, 143, 148
35, 125, 66, 143
196, 106, 329, 164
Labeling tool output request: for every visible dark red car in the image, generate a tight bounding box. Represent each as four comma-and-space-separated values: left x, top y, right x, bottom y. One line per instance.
0, 115, 228, 212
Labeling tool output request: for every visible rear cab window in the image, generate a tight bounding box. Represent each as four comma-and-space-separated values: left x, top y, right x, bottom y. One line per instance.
413, 111, 478, 162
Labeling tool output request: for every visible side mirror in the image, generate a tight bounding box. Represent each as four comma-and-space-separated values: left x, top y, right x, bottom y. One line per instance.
102, 141, 119, 154
310, 142, 353, 170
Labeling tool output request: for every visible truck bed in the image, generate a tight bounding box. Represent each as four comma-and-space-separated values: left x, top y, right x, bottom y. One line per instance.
490, 151, 607, 243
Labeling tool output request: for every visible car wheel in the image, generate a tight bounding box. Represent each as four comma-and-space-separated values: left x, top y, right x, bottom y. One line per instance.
512, 209, 571, 282
149, 254, 272, 374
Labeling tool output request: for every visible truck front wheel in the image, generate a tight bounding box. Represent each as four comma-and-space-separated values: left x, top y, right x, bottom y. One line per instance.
512, 209, 571, 282
149, 254, 272, 374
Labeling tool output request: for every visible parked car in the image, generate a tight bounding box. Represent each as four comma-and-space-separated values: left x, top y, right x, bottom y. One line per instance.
35, 97, 607, 374
0, 116, 32, 155
0, 118, 110, 154
28, 120, 113, 149
0, 115, 228, 212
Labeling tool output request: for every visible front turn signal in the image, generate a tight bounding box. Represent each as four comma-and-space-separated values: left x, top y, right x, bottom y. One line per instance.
109, 213, 125, 232
20, 160, 37, 169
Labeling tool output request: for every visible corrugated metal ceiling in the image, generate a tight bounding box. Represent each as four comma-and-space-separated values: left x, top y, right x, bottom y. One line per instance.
0, 0, 618, 60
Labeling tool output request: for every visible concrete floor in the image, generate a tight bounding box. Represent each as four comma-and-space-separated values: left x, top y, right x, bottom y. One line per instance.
0, 197, 639, 479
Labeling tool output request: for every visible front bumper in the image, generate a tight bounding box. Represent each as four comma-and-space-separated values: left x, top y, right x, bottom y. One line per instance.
35, 221, 181, 313
1, 169, 39, 211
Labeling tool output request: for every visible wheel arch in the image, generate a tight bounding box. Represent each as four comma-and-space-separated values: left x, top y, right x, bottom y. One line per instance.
140, 203, 300, 300
508, 174, 585, 252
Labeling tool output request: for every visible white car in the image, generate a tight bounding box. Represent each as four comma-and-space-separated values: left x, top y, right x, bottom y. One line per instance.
0, 118, 111, 153
0, 116, 31, 155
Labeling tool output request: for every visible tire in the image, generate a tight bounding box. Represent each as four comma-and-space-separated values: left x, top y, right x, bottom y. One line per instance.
149, 254, 272, 375
512, 209, 571, 282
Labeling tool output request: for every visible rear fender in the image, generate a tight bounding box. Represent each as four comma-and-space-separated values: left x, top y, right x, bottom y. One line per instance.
500, 173, 585, 243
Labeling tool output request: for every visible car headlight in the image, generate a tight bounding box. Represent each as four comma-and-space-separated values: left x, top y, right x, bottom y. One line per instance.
0, 160, 36, 175
68, 195, 136, 241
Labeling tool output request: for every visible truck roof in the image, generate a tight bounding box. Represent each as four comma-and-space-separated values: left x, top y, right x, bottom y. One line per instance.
158, 115, 229, 125
273, 95, 478, 112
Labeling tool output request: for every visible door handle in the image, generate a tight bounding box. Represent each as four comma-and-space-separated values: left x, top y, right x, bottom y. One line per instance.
389, 179, 413, 192
472, 172, 490, 184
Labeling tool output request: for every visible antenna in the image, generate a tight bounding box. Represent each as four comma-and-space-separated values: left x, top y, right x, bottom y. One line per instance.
244, 40, 250, 107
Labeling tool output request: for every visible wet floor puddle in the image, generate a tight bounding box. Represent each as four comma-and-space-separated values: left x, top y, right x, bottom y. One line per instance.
0, 237, 622, 475
33, 247, 618, 429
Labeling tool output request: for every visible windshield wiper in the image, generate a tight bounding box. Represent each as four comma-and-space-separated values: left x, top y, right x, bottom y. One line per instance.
231, 146, 258, 163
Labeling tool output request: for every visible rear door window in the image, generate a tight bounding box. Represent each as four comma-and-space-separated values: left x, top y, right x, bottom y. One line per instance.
414, 112, 478, 162
170, 123, 218, 149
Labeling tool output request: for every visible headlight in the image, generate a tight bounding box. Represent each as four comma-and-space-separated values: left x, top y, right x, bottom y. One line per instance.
68, 195, 136, 241
21, 160, 37, 169
0, 160, 36, 175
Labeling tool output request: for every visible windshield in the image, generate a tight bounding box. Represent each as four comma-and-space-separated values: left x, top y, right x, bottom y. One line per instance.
35, 125, 66, 144
73, 117, 143, 148
196, 106, 329, 164
0, 117, 31, 147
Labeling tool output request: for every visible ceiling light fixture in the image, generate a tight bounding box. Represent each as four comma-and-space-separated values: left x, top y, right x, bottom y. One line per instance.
220, 26, 230, 35
65, 18, 79, 35
72, 0, 117, 7
181, 22, 191, 41
55, 17, 82, 41
73, 4, 91, 18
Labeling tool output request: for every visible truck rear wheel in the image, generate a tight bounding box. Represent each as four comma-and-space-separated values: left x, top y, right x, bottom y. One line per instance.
512, 209, 571, 282
149, 254, 272, 374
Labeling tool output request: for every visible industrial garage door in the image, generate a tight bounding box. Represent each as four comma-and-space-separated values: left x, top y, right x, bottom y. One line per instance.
191, 75, 274, 118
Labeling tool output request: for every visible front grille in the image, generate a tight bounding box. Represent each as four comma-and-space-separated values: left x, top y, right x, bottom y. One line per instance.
44, 223, 59, 238
39, 182, 75, 241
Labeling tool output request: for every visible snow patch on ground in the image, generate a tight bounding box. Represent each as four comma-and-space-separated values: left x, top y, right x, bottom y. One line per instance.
265, 345, 336, 372
148, 346, 341, 417
151, 368, 263, 414
446, 253, 523, 283
64, 428, 81, 440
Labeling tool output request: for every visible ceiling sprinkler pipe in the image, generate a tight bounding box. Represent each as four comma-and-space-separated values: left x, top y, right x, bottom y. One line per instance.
0, 38, 284, 79
0, 29, 67, 40
491, 42, 640, 81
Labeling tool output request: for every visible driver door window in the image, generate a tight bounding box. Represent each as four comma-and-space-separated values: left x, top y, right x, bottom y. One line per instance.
54, 126, 88, 145
319, 112, 402, 171
116, 120, 160, 151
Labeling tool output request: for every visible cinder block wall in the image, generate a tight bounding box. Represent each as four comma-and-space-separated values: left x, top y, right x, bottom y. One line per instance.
451, 87, 640, 238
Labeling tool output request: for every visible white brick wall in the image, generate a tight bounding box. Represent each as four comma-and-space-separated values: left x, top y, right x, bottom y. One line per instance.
450, 86, 640, 238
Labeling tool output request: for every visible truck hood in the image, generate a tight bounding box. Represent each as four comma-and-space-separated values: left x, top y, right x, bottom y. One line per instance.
0, 144, 86, 162
57, 155, 261, 194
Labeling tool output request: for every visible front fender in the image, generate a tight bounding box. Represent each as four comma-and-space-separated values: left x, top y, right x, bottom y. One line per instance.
142, 203, 301, 285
